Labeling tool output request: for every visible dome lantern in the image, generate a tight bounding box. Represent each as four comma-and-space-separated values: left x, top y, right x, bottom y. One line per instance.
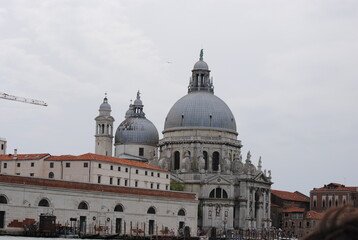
189, 49, 214, 93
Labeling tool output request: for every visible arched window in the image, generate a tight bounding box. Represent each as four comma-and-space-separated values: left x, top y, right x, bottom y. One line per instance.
0, 195, 8, 204
212, 152, 220, 171
147, 207, 156, 214
178, 209, 185, 216
174, 151, 180, 170
209, 188, 228, 199
48, 172, 54, 179
313, 200, 317, 208
114, 204, 124, 212
203, 151, 208, 170
322, 199, 326, 208
38, 199, 50, 207
78, 201, 88, 210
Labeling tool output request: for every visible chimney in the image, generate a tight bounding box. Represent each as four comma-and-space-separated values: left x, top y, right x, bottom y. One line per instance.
13, 149, 18, 160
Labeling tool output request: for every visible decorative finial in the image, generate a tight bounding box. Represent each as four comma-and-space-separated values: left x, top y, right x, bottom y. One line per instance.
136, 90, 141, 100
246, 151, 251, 163
200, 49, 204, 61
103, 92, 108, 102
258, 156, 262, 170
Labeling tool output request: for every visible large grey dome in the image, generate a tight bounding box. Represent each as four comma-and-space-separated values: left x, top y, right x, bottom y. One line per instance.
115, 118, 159, 146
164, 91, 237, 134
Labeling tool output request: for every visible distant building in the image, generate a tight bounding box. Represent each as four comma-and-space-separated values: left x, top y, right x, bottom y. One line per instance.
271, 190, 310, 238
0, 153, 170, 191
310, 183, 358, 211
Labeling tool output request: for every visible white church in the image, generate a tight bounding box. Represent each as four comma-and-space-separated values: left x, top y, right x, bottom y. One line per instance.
94, 50, 273, 231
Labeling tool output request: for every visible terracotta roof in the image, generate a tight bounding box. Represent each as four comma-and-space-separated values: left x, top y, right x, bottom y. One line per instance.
271, 203, 279, 208
0, 175, 195, 200
271, 189, 310, 202
312, 183, 357, 192
0, 153, 49, 161
282, 207, 305, 213
47, 153, 167, 172
305, 210, 324, 220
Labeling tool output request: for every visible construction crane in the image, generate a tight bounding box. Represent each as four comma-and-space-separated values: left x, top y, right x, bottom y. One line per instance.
0, 92, 47, 106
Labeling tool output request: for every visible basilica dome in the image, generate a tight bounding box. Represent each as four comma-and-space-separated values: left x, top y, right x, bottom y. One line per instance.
164, 92, 237, 134
115, 91, 159, 146
163, 50, 237, 134
115, 117, 159, 146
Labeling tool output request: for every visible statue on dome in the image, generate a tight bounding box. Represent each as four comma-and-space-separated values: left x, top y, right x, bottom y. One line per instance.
200, 49, 204, 60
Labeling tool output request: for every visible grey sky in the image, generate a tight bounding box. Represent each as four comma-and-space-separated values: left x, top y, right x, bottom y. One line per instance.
1, 0, 357, 195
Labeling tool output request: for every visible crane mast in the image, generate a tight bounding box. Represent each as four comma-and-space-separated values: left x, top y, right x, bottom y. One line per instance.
0, 92, 47, 106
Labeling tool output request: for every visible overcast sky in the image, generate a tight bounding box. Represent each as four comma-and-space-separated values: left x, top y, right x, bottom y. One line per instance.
1, 0, 357, 195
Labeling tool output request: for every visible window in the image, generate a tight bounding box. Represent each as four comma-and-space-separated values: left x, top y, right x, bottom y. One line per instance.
0, 195, 8, 204
30, 173, 34, 177
166, 185, 169, 190
147, 207, 156, 214
157, 173, 160, 177
157, 184, 160, 189
135, 181, 138, 187
136, 170, 139, 174
284, 213, 289, 217
174, 151, 180, 170
110, 177, 113, 185
98, 176, 101, 183
114, 204, 124, 212
38, 199, 49, 207
3, 163, 7, 169
139, 147, 144, 156
50, 162, 54, 168
212, 152, 220, 171
178, 209, 185, 216
48, 172, 54, 178
31, 162, 34, 167
313, 200, 317, 208
17, 163, 20, 167
110, 165, 113, 170
209, 187, 228, 199
124, 179, 128, 186
166, 174, 169, 179
65, 162, 70, 168
307, 221, 310, 228
98, 163, 102, 168
118, 167, 121, 171
117, 178, 120, 185
151, 172, 154, 177
150, 183, 153, 189
78, 201, 88, 210
83, 162, 88, 168
145, 171, 148, 175
125, 168, 128, 173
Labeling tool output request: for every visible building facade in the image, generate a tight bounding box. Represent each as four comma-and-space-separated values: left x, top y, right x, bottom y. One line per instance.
310, 183, 358, 212
0, 175, 197, 236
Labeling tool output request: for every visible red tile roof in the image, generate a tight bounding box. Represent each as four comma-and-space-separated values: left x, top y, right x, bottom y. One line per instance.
271, 190, 310, 202
0, 153, 49, 160
47, 153, 167, 172
312, 183, 357, 192
305, 210, 324, 220
0, 175, 195, 200
282, 207, 305, 213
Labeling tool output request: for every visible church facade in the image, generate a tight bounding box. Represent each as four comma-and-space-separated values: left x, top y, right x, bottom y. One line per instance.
95, 50, 273, 232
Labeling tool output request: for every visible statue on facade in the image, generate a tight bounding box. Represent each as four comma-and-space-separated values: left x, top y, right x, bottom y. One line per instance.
222, 150, 231, 173
198, 151, 206, 173
181, 151, 191, 172
232, 153, 243, 174
158, 157, 169, 170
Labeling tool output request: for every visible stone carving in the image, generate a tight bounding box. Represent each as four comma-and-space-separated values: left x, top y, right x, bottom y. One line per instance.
158, 157, 168, 170
246, 151, 252, 163
222, 150, 231, 173
215, 204, 221, 217
181, 151, 191, 172
257, 156, 262, 171
198, 152, 206, 173
232, 153, 243, 174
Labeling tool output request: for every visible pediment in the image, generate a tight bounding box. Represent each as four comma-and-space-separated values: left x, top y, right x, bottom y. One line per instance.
253, 172, 270, 183
205, 175, 232, 185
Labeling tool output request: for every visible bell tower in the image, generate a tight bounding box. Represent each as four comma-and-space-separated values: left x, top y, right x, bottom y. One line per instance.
95, 94, 115, 156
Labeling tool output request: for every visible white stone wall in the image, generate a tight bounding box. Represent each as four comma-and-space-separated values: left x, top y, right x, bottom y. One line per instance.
0, 139, 6, 155
0, 181, 197, 236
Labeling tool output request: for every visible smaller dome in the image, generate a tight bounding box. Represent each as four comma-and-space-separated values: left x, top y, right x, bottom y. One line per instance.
193, 60, 209, 70
133, 98, 142, 105
99, 96, 111, 113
